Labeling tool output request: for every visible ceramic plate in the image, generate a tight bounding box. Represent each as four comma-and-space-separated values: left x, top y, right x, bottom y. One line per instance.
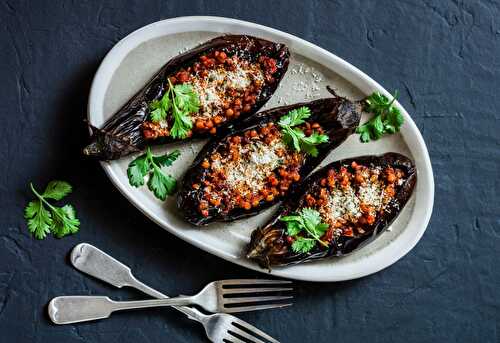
88, 16, 434, 282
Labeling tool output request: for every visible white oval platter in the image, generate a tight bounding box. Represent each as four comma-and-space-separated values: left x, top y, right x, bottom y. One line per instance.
88, 16, 434, 282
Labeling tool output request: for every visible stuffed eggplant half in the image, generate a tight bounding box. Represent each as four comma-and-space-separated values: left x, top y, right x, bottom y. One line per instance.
246, 153, 416, 269
177, 89, 362, 226
84, 35, 289, 160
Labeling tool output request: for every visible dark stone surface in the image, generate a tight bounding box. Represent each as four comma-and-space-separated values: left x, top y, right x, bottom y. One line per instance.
1, 1, 499, 342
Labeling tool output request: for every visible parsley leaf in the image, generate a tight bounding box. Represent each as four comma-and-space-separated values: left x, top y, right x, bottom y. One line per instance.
126, 148, 180, 201
153, 149, 181, 167
42, 180, 72, 200
127, 154, 149, 187
174, 83, 200, 114
52, 205, 80, 238
24, 181, 80, 240
25, 200, 52, 239
149, 79, 200, 139
300, 207, 329, 233
301, 132, 330, 157
278, 107, 311, 127
291, 237, 317, 254
278, 106, 329, 157
170, 105, 193, 139
280, 215, 303, 236
149, 107, 166, 123
148, 165, 177, 201
356, 90, 404, 142
280, 207, 330, 253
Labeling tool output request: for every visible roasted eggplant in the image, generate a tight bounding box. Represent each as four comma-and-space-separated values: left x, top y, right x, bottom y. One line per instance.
177, 89, 362, 225
246, 153, 416, 268
83, 35, 290, 160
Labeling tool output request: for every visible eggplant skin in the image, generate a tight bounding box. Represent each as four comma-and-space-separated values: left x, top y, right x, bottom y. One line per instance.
177, 88, 362, 226
83, 35, 290, 161
246, 152, 417, 269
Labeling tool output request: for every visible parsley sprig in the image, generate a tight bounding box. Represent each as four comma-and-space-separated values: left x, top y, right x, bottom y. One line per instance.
356, 90, 404, 142
149, 79, 200, 139
278, 107, 329, 157
127, 147, 180, 201
24, 181, 80, 239
281, 207, 330, 253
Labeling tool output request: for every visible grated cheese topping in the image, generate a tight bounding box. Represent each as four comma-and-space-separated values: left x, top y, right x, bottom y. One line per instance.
319, 169, 386, 227
189, 56, 264, 120
325, 187, 362, 223
217, 140, 286, 198
358, 182, 384, 209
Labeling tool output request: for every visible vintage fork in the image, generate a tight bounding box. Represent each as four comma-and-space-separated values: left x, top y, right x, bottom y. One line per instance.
49, 278, 293, 324
64, 243, 284, 343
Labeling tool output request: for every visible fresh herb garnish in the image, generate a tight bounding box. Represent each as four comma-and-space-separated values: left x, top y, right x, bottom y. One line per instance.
356, 90, 404, 142
280, 207, 329, 253
278, 106, 329, 157
149, 79, 200, 139
127, 147, 180, 201
24, 181, 80, 239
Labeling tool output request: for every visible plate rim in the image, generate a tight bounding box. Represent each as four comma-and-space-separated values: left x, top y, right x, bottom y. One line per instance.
88, 16, 435, 282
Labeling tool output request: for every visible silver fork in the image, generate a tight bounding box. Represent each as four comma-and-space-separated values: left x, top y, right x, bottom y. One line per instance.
64, 243, 284, 343
49, 279, 292, 324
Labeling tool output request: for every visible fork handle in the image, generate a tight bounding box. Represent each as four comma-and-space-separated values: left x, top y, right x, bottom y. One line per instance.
49, 295, 198, 324
128, 277, 207, 322
112, 296, 195, 310
70, 243, 207, 323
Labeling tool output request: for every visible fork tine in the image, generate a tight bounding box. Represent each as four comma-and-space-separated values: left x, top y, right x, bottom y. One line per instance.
232, 319, 281, 343
223, 295, 293, 304
222, 287, 293, 294
224, 303, 292, 313
220, 279, 292, 286
223, 338, 246, 343
228, 326, 266, 343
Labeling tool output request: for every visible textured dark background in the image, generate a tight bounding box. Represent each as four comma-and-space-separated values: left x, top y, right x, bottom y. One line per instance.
1, 1, 499, 342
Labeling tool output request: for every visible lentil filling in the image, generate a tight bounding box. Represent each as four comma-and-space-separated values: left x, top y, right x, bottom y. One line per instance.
195, 121, 326, 217
142, 50, 278, 139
